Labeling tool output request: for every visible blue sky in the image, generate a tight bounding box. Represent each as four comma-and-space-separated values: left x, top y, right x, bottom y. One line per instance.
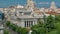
0, 0, 60, 8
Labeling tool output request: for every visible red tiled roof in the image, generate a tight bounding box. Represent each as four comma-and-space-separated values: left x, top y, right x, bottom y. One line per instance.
45, 11, 56, 15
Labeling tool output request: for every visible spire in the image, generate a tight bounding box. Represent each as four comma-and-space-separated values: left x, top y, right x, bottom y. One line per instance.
26, 0, 35, 10
50, 1, 57, 9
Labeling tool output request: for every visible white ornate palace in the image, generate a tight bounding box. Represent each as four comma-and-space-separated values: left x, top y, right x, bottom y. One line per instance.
0, 0, 60, 28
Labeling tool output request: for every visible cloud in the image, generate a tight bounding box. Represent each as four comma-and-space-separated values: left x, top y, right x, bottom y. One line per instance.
39, 2, 49, 4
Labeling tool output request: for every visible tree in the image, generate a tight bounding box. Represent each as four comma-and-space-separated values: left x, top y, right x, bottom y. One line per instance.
54, 22, 60, 34
31, 15, 56, 34
21, 28, 28, 34
16, 27, 21, 34
45, 15, 55, 32
6, 21, 10, 26
6, 21, 29, 34
31, 24, 46, 34
55, 15, 60, 23
48, 30, 58, 34
4, 30, 9, 34
31, 19, 46, 34
10, 24, 18, 31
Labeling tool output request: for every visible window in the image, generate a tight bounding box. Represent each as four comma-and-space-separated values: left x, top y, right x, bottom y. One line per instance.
19, 12, 23, 15
24, 12, 31, 15
24, 21, 33, 27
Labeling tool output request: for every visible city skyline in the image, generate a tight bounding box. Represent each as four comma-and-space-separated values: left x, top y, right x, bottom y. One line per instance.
0, 0, 60, 8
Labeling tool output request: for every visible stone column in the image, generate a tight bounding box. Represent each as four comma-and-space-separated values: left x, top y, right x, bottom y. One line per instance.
33, 21, 35, 25
21, 20, 25, 28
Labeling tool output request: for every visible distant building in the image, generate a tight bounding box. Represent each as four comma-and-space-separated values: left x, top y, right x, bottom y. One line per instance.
0, 0, 60, 28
